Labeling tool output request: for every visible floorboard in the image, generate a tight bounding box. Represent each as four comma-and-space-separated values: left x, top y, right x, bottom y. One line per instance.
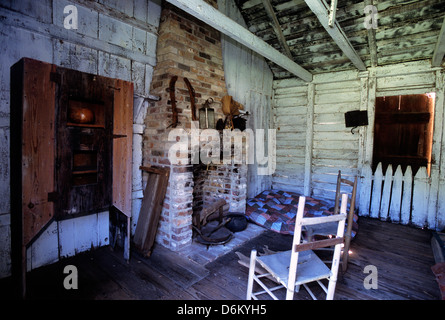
0, 217, 441, 300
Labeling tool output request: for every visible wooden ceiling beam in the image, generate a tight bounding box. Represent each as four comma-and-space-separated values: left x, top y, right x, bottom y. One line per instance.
304, 0, 367, 71
365, 0, 377, 67
261, 0, 293, 59
165, 0, 313, 82
432, 15, 445, 67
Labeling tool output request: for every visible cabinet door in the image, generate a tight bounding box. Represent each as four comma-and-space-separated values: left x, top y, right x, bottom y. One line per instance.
112, 79, 133, 217
11, 58, 57, 246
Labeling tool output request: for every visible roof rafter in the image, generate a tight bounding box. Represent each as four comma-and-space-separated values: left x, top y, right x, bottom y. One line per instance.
304, 0, 367, 71
165, 0, 313, 82
365, 0, 378, 67
432, 14, 445, 67
261, 0, 293, 59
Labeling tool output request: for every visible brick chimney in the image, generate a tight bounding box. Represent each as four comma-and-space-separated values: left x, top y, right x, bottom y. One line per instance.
143, 2, 247, 251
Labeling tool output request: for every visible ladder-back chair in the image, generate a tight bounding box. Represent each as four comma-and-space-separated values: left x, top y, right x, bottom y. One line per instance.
246, 194, 348, 300
304, 171, 357, 272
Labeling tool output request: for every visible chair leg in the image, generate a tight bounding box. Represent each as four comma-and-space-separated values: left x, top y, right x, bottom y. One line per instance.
327, 243, 343, 300
246, 249, 257, 300
342, 234, 351, 272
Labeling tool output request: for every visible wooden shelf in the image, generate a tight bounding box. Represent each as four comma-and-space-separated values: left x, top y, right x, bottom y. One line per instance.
67, 123, 105, 128
72, 170, 98, 175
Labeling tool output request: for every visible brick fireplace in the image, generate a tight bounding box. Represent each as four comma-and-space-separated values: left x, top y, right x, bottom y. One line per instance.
144, 2, 247, 251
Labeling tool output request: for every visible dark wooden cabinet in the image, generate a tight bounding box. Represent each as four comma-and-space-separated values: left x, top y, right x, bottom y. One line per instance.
10, 58, 133, 297
55, 68, 115, 218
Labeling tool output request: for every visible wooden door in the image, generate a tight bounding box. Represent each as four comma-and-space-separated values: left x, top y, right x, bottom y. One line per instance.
373, 94, 434, 175
112, 79, 133, 218
111, 79, 133, 260
10, 58, 57, 298
10, 58, 57, 247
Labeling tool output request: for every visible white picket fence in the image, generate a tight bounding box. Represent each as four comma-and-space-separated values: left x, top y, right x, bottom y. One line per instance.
358, 162, 442, 230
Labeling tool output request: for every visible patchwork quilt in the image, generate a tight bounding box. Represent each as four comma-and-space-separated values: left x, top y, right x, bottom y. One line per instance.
245, 190, 358, 237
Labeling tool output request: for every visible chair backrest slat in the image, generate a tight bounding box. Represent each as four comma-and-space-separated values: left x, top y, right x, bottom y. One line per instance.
294, 236, 344, 252
300, 213, 347, 226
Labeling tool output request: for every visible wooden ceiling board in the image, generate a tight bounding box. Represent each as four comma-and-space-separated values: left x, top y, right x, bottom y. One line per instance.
234, 0, 445, 79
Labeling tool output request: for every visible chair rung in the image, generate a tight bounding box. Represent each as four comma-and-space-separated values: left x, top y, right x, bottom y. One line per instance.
253, 284, 284, 296
317, 280, 328, 294
302, 283, 317, 300
253, 275, 280, 300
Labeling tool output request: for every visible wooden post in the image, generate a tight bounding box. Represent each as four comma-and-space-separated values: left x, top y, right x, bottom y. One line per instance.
427, 169, 440, 230
304, 83, 315, 196
438, 70, 445, 231
364, 71, 376, 165
342, 177, 357, 272
428, 70, 445, 230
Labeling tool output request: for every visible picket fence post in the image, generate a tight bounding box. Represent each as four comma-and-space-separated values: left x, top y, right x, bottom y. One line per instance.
359, 165, 372, 217
411, 167, 429, 228
400, 166, 412, 225
370, 163, 383, 219
380, 164, 393, 221
389, 165, 403, 223
358, 162, 442, 230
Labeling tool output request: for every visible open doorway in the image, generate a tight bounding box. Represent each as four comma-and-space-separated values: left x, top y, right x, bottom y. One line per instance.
372, 93, 435, 176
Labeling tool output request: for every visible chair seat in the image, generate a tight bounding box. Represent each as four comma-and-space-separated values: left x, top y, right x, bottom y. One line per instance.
256, 250, 331, 287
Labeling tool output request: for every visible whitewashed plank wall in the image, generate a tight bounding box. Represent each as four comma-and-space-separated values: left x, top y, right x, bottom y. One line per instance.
311, 74, 362, 201
272, 79, 308, 194
218, 0, 274, 198
273, 61, 445, 231
273, 71, 361, 201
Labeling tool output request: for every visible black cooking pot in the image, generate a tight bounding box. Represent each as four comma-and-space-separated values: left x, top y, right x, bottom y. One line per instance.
225, 213, 247, 232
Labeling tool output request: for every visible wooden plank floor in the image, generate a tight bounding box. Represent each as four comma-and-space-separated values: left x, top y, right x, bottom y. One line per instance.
0, 217, 441, 300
